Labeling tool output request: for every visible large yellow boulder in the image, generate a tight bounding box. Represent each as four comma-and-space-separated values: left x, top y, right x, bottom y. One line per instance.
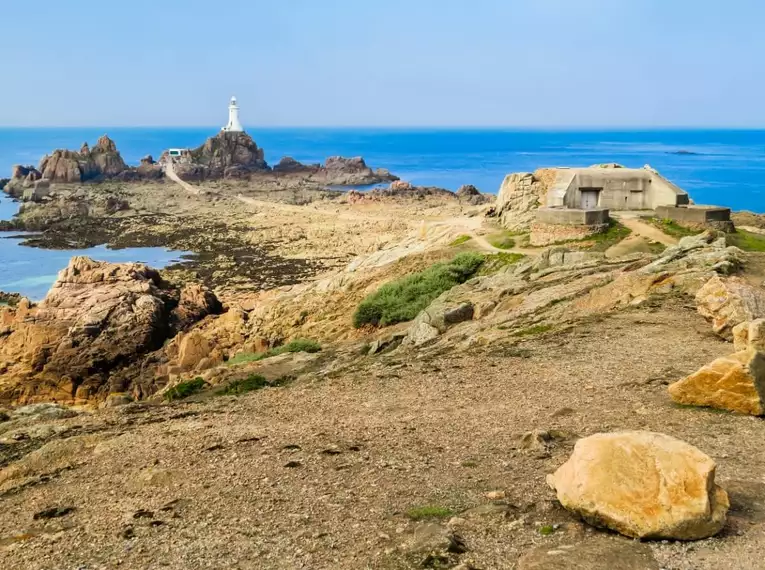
547, 431, 729, 540
668, 350, 765, 415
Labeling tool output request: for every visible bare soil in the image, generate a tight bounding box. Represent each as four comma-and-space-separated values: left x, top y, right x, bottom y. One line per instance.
1, 298, 764, 569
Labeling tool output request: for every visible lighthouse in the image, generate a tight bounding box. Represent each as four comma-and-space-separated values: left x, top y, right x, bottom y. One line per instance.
222, 96, 244, 132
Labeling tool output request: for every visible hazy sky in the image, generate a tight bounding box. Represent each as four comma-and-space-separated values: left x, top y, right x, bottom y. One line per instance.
2, 0, 763, 127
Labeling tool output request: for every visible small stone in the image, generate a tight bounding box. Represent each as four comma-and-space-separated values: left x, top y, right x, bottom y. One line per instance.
485, 490, 506, 501
33, 506, 75, 520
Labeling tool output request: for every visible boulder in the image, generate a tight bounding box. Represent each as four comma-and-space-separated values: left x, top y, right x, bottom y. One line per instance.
732, 318, 765, 352
404, 302, 474, 346
177, 331, 212, 371
0, 257, 221, 404
695, 275, 765, 338
547, 431, 729, 540
389, 180, 415, 192
170, 283, 223, 333
668, 349, 765, 415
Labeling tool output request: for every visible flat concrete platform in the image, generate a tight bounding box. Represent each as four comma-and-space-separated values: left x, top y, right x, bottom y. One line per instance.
536, 207, 610, 226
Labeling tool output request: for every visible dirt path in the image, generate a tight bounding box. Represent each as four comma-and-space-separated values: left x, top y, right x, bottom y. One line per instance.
164, 161, 201, 195
612, 213, 678, 246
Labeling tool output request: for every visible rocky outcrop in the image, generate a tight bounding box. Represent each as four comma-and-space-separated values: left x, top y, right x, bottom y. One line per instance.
273, 155, 398, 186
668, 349, 765, 415
38, 135, 127, 183
0, 257, 222, 404
4, 135, 165, 195
547, 431, 729, 540
494, 170, 556, 231
456, 184, 491, 205
189, 131, 268, 176
696, 274, 765, 339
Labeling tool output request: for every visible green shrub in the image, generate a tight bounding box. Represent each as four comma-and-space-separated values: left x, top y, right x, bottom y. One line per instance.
449, 235, 472, 247
219, 374, 269, 396
227, 339, 321, 366
353, 253, 485, 328
164, 377, 207, 401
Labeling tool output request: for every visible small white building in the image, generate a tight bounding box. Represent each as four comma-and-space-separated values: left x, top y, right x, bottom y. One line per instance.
222, 96, 244, 132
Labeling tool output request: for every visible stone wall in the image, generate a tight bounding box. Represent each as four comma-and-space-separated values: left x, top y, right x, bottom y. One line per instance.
529, 222, 608, 247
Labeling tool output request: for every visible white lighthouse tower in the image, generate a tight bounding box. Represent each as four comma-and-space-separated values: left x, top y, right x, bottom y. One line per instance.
222, 96, 244, 132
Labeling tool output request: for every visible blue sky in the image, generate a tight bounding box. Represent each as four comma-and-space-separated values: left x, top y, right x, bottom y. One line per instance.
2, 0, 763, 127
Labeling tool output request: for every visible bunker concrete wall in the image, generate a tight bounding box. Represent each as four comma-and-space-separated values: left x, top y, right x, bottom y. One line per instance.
536, 207, 610, 226
655, 205, 731, 223
559, 169, 689, 211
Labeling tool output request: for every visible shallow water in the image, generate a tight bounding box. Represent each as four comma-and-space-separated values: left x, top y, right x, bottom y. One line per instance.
0, 234, 189, 301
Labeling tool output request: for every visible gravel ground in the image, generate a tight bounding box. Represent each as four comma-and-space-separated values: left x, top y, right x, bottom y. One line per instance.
1, 299, 764, 569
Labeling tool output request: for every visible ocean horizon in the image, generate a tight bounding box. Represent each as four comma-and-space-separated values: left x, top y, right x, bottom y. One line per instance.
1, 127, 765, 211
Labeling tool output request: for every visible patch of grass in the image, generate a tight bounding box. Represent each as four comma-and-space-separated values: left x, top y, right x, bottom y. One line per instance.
513, 324, 553, 337
538, 525, 557, 536
164, 377, 207, 401
353, 252, 485, 328
727, 229, 765, 252
227, 339, 321, 366
405, 505, 455, 521
477, 252, 525, 276
646, 217, 703, 239
585, 221, 633, 252
647, 241, 667, 254
487, 231, 516, 250
449, 235, 472, 247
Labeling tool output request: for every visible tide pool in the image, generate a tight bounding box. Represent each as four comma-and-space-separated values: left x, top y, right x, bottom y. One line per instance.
0, 234, 189, 301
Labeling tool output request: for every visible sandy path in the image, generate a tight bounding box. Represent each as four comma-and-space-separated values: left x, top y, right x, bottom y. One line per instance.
164, 161, 201, 195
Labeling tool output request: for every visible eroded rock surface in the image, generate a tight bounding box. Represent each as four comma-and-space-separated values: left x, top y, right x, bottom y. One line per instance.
696, 274, 765, 338
547, 431, 729, 540
0, 257, 221, 404
668, 349, 765, 415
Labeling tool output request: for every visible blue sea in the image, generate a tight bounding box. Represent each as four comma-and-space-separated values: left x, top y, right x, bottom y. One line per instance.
2, 127, 765, 209
1, 127, 765, 298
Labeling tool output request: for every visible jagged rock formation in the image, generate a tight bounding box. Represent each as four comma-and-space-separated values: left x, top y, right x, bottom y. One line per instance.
0, 257, 221, 404
189, 131, 268, 177
3, 135, 155, 196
